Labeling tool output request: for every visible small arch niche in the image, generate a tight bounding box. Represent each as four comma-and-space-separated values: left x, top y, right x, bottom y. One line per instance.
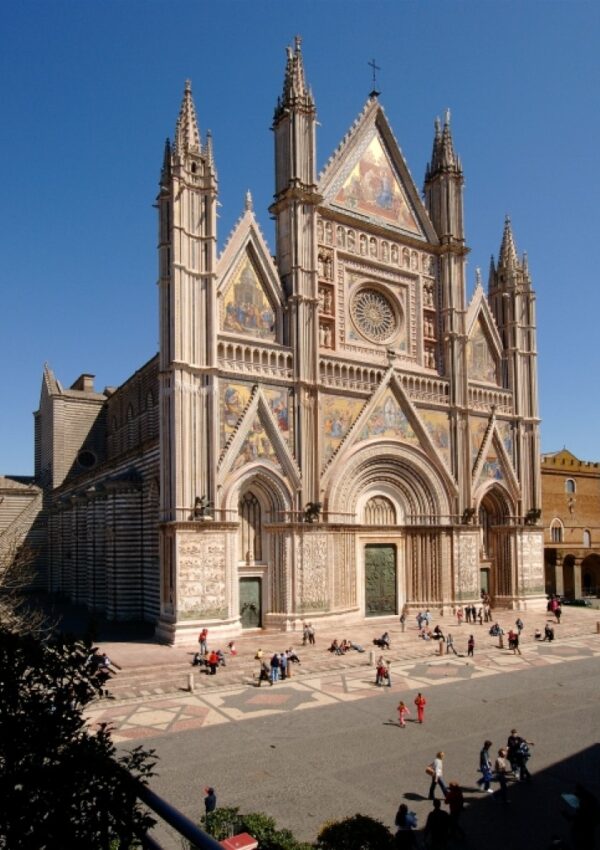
363, 495, 397, 526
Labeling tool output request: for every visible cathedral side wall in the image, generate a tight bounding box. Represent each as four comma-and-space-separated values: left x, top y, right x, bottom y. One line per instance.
49, 443, 160, 622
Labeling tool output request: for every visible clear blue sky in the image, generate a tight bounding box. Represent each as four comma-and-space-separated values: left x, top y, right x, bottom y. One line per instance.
1, 0, 599, 475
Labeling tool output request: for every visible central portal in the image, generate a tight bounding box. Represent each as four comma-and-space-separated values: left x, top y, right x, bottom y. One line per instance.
365, 544, 397, 616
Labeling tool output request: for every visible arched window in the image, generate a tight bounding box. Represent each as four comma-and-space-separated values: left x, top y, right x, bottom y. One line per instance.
565, 479, 576, 494
238, 491, 262, 562
364, 496, 396, 526
583, 529, 591, 547
550, 519, 564, 543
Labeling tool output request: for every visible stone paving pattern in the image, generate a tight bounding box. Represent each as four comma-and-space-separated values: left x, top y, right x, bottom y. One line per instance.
87, 607, 600, 743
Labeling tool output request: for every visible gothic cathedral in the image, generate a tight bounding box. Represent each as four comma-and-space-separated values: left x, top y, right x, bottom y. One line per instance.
20, 40, 545, 642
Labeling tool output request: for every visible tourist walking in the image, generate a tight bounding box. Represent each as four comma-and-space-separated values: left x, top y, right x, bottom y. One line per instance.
397, 700, 410, 727
394, 803, 418, 849
257, 660, 271, 686
477, 740, 494, 792
307, 623, 316, 645
507, 728, 534, 780
428, 751, 448, 800
198, 628, 208, 655
204, 786, 217, 815
445, 782, 465, 838
269, 652, 280, 684
494, 747, 511, 802
467, 634, 475, 657
446, 633, 457, 655
512, 631, 522, 655
456, 608, 463, 626
414, 692, 427, 723
424, 798, 451, 849
279, 651, 288, 680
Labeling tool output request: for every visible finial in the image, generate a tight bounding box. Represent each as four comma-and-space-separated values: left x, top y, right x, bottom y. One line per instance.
245, 190, 253, 212
368, 58, 381, 98
294, 34, 302, 51
475, 267, 482, 287
445, 107, 451, 125
185, 79, 192, 93
434, 116, 441, 134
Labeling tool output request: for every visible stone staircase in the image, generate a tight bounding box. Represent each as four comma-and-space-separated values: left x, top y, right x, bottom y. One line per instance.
99, 609, 599, 703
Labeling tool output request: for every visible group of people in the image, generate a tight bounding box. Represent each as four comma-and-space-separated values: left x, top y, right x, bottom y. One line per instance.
301, 622, 316, 645
256, 648, 300, 686
328, 638, 365, 654
193, 628, 239, 675
395, 692, 427, 725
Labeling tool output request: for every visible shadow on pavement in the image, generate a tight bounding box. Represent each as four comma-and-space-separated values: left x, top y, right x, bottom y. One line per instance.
406, 744, 600, 849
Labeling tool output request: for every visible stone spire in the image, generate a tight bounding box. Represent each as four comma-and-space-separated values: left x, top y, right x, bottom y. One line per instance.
426, 110, 461, 179
160, 138, 171, 187
174, 79, 201, 156
274, 35, 315, 121
498, 215, 519, 269
487, 254, 496, 289
245, 189, 253, 212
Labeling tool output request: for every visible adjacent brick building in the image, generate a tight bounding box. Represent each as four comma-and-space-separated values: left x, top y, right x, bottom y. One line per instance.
542, 449, 600, 598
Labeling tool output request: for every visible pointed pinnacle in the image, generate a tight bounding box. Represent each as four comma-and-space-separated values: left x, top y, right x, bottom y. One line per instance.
427, 111, 460, 177
245, 190, 253, 212
498, 215, 519, 268
160, 137, 171, 184
275, 36, 314, 120
174, 79, 201, 155
487, 255, 496, 289
475, 267, 482, 288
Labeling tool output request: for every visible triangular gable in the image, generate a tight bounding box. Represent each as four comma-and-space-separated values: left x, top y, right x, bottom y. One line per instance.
472, 421, 519, 497
322, 370, 456, 494
319, 100, 437, 243
218, 388, 300, 489
217, 205, 284, 343
466, 287, 503, 386
220, 382, 291, 454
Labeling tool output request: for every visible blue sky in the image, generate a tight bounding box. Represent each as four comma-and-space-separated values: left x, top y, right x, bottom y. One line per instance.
1, 0, 599, 475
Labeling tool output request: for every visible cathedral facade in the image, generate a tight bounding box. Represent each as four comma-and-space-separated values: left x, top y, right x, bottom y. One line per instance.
7, 41, 545, 641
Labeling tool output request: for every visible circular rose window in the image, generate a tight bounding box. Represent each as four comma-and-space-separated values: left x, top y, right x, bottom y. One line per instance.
351, 288, 398, 343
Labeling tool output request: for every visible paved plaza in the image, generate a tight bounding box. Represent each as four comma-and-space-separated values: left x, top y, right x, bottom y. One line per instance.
83, 608, 600, 848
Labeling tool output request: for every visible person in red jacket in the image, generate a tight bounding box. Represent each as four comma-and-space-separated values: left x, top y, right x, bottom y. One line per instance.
207, 650, 219, 675
415, 692, 427, 723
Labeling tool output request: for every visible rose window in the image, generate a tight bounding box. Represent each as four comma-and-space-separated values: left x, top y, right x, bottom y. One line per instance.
351, 288, 398, 342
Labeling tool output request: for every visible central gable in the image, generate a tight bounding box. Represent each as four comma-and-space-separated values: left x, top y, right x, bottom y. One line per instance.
334, 135, 420, 233
318, 99, 437, 243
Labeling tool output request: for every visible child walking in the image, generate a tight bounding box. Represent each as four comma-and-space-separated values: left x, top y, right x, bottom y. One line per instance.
397, 700, 410, 728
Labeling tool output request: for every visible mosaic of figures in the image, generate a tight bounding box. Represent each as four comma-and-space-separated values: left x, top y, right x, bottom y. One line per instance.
333, 136, 420, 233
317, 216, 436, 276
480, 443, 503, 481
496, 420, 514, 463
359, 389, 420, 445
321, 395, 365, 464
467, 320, 498, 384
222, 256, 276, 341
470, 417, 488, 466
420, 409, 451, 467
232, 414, 282, 473
221, 382, 290, 449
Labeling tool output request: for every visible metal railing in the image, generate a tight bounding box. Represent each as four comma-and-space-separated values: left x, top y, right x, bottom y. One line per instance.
135, 781, 224, 850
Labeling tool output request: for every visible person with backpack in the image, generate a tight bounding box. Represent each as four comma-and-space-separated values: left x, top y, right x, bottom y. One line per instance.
507, 729, 534, 781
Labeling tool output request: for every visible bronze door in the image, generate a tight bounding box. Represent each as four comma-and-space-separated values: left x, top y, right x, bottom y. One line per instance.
240, 577, 262, 628
365, 544, 397, 616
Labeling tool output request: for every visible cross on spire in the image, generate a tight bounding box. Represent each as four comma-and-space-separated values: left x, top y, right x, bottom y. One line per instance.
368, 58, 381, 98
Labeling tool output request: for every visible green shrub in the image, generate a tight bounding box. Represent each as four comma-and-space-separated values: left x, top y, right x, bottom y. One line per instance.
315, 813, 395, 850
199, 807, 311, 850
